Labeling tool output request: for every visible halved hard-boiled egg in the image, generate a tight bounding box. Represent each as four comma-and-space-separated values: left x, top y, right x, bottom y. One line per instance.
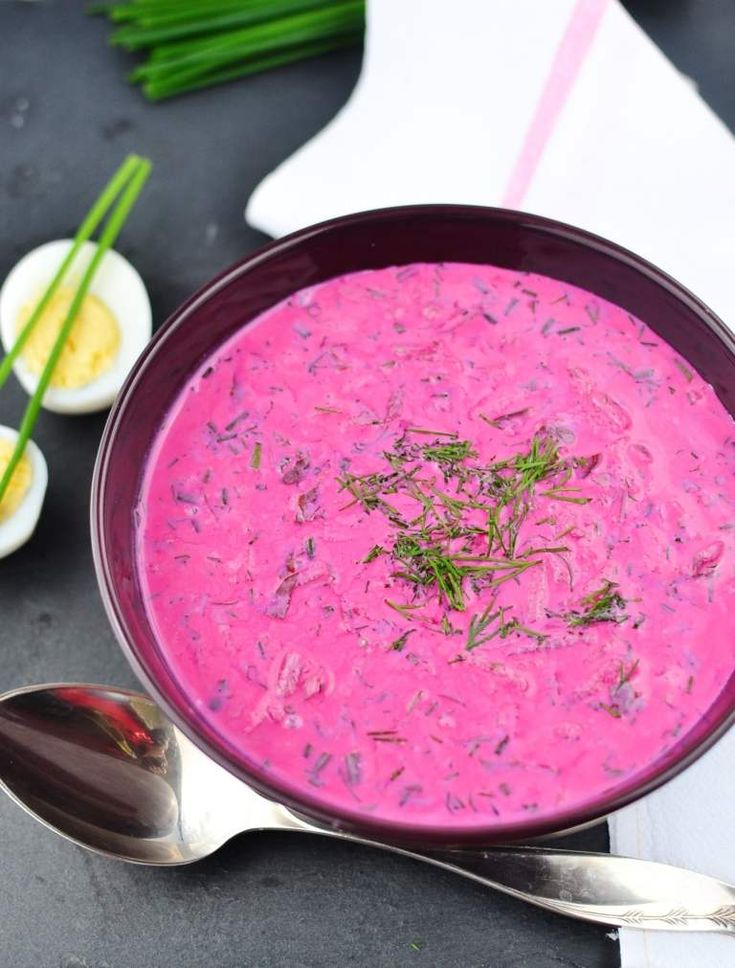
0, 425, 47, 559
0, 239, 152, 414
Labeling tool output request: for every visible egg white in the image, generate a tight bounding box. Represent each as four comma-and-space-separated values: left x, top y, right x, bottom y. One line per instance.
0, 425, 47, 559
0, 239, 152, 414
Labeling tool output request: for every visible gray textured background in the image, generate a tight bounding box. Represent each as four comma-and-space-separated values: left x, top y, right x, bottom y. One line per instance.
0, 1, 732, 965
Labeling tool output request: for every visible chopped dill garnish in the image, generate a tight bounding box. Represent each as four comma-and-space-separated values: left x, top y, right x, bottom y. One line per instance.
584, 302, 600, 323
440, 614, 456, 636
385, 599, 424, 619
541, 486, 592, 505
336, 472, 382, 512
363, 544, 384, 563
568, 580, 628, 627
615, 658, 639, 690
466, 605, 545, 651
250, 441, 262, 469
406, 427, 459, 437
390, 630, 415, 652
367, 730, 407, 744
342, 429, 596, 626
494, 735, 510, 755
466, 604, 502, 651
512, 435, 562, 494
498, 617, 547, 642
422, 439, 477, 465
482, 408, 529, 429
392, 534, 466, 610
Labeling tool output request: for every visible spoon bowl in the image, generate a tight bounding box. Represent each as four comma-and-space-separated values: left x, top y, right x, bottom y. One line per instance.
0, 683, 266, 864
2, 682, 734, 933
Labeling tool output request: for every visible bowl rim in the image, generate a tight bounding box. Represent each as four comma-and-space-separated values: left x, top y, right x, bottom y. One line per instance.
91, 203, 735, 844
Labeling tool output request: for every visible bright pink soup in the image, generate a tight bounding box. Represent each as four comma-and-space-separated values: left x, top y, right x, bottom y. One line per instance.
138, 263, 735, 829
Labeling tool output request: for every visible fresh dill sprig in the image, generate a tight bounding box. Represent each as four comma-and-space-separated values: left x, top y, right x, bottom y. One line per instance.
497, 617, 547, 642
341, 430, 589, 618
385, 599, 423, 619
389, 630, 414, 651
440, 614, 456, 636
423, 439, 477, 465
615, 657, 639, 690
362, 544, 384, 563
542, 485, 592, 505
393, 534, 466, 611
465, 605, 546, 650
567, 580, 628, 627
336, 471, 382, 511
465, 604, 502, 651
511, 435, 562, 496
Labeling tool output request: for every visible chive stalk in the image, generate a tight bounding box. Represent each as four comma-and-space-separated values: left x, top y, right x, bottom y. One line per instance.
90, 0, 365, 100
0, 158, 152, 507
110, 0, 334, 49
130, 3, 363, 80
143, 31, 361, 99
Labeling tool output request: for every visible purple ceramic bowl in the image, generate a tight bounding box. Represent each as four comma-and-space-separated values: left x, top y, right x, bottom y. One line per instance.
91, 205, 735, 845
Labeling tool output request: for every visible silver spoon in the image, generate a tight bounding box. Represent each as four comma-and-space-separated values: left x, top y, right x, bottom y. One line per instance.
1, 682, 733, 933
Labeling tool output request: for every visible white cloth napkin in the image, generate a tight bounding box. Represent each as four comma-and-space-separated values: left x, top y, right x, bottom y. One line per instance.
246, 3, 735, 964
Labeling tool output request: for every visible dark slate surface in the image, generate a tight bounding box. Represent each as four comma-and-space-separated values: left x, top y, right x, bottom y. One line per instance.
0, 2, 731, 966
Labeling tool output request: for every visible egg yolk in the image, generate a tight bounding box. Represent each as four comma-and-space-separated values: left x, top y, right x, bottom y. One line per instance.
0, 440, 31, 523
17, 286, 121, 389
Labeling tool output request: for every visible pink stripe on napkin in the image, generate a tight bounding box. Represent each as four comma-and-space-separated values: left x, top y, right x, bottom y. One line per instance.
502, 0, 610, 209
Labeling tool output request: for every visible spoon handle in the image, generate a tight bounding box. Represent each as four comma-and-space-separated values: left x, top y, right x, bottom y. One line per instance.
416, 845, 735, 932
277, 810, 735, 932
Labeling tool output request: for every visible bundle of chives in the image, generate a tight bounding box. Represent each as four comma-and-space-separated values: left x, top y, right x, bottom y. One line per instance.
0, 155, 152, 506
90, 0, 365, 100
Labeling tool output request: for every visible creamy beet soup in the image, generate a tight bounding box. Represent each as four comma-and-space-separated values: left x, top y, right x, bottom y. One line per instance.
137, 262, 735, 829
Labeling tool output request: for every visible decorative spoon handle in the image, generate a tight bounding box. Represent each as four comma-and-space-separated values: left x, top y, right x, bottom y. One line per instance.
278, 810, 735, 931
419, 845, 735, 932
